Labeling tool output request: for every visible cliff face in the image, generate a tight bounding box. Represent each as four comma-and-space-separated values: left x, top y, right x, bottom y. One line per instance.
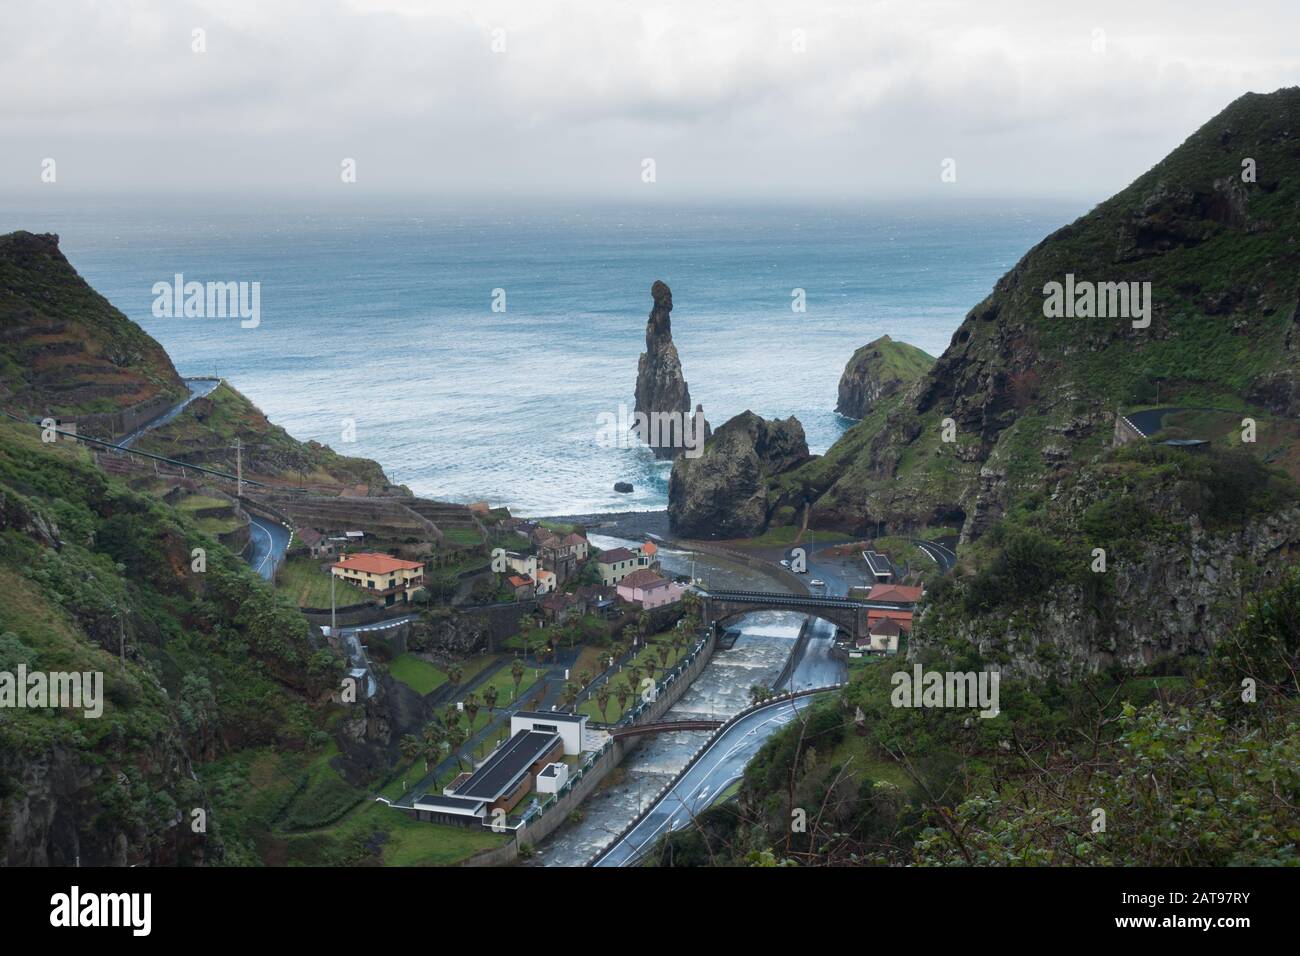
667, 411, 809, 538
836, 335, 934, 419
634, 281, 710, 459
769, 88, 1300, 542
911, 445, 1300, 679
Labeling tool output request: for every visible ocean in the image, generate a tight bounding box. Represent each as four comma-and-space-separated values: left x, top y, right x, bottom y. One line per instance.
2, 193, 1082, 515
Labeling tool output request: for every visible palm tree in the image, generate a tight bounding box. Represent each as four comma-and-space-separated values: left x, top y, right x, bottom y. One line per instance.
400, 733, 422, 770
637, 612, 652, 640
421, 723, 444, 773
658, 643, 671, 669
483, 684, 499, 713
596, 684, 612, 722
578, 670, 592, 690
463, 692, 480, 728
614, 680, 632, 717
445, 722, 468, 772
561, 682, 579, 712
511, 659, 525, 699
644, 658, 657, 682
447, 663, 464, 688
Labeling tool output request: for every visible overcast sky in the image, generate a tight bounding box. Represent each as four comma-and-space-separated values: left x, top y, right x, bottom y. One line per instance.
2, 0, 1298, 202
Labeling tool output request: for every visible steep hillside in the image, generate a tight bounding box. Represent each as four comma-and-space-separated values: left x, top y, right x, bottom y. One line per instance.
0, 418, 343, 865
135, 381, 393, 492
0, 232, 187, 440
773, 88, 1300, 542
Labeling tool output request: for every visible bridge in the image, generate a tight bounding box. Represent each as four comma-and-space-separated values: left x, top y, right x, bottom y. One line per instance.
608, 719, 725, 739
700, 589, 908, 642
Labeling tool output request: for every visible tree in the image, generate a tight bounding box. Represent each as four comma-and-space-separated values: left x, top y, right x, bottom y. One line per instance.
644, 658, 657, 682
596, 684, 612, 722
463, 692, 480, 728
615, 680, 632, 717
511, 658, 525, 699
420, 722, 444, 773
400, 733, 422, 770
658, 643, 671, 669
445, 722, 468, 772
447, 663, 464, 688
561, 682, 579, 711
483, 684, 500, 713
637, 612, 652, 640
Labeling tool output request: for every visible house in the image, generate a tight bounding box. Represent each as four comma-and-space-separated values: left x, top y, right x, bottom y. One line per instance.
856, 618, 902, 655
866, 606, 913, 633
575, 584, 619, 619
534, 568, 556, 596
504, 550, 538, 577
616, 568, 685, 609
507, 574, 536, 599
563, 532, 589, 561
329, 552, 425, 605
866, 584, 924, 605
596, 547, 641, 586
540, 592, 583, 624
862, 550, 894, 583
297, 527, 335, 560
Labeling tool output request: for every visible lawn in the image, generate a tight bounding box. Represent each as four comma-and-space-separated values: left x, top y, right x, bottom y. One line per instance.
577, 635, 691, 723
389, 653, 448, 695
275, 555, 370, 608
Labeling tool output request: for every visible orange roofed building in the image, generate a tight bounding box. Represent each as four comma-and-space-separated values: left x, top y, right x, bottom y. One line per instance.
330, 552, 426, 606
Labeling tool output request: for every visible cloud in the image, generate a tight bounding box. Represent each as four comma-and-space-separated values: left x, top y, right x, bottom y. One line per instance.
1, 0, 1297, 199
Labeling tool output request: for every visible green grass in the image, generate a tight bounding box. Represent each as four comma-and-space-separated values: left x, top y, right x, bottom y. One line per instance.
275, 555, 370, 608
389, 653, 448, 695
577, 635, 691, 723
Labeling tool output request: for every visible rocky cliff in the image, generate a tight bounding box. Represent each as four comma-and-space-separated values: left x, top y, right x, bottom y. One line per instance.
667, 411, 809, 538
836, 335, 934, 419
634, 280, 710, 459
911, 443, 1300, 679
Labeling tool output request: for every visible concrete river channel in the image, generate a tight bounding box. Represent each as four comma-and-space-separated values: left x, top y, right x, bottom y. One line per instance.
530, 535, 847, 867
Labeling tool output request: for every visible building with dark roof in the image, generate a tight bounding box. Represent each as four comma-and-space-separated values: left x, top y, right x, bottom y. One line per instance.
444, 729, 563, 815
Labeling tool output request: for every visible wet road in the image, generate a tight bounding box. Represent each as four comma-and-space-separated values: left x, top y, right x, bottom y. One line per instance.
594, 693, 820, 867
116, 378, 220, 448
247, 514, 290, 581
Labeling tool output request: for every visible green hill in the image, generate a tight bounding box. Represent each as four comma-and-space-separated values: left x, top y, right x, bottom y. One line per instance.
775, 88, 1300, 542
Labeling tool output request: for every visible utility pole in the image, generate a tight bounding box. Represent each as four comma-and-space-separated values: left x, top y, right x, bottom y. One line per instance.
331, 569, 336, 636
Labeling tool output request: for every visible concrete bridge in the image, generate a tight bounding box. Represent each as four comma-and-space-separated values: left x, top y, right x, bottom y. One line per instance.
700, 589, 903, 642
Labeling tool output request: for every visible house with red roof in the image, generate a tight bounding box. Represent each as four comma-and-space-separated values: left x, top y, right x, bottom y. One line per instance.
330, 552, 426, 605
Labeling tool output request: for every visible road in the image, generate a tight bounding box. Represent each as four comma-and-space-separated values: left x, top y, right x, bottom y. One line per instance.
910, 538, 957, 573
593, 693, 820, 867
246, 515, 290, 581
116, 378, 220, 449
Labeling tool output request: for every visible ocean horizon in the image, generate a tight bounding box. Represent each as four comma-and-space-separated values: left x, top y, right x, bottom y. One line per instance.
2, 193, 1084, 515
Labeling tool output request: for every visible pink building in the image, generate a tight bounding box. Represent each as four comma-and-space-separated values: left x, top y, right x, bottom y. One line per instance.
616, 568, 685, 609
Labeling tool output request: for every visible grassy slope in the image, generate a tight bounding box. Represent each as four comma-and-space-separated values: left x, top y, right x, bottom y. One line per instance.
772, 88, 1300, 537
0, 419, 487, 866
0, 231, 185, 420
136, 381, 390, 490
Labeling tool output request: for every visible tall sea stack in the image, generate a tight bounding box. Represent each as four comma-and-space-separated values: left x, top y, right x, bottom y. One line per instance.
634, 280, 710, 459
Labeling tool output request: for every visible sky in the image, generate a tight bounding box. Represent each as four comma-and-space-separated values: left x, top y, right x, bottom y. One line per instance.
2, 0, 1298, 202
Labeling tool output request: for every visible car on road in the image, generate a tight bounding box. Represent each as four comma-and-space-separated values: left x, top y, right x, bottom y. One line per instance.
779, 559, 791, 568
809, 579, 826, 590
